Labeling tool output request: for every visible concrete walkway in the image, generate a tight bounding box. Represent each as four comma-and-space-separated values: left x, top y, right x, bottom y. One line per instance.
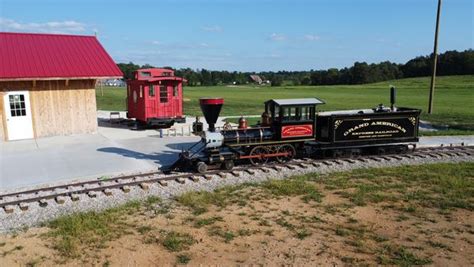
0, 126, 199, 191
1, 117, 473, 191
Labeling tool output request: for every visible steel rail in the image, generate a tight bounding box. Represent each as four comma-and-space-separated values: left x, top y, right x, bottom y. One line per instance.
1, 145, 472, 211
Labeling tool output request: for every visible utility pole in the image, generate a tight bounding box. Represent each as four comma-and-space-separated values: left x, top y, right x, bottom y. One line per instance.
428, 0, 442, 114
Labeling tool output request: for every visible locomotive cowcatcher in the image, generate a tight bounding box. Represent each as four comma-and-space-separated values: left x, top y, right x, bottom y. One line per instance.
168, 88, 421, 173
127, 68, 186, 128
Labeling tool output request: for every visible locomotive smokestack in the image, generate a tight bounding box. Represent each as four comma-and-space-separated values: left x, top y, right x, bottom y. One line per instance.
199, 98, 224, 132
390, 86, 397, 111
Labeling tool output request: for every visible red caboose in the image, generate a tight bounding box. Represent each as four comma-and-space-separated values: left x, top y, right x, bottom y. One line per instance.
127, 68, 186, 128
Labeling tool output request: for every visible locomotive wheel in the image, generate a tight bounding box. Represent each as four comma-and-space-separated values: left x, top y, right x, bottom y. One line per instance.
221, 160, 234, 170
196, 162, 208, 174
249, 146, 269, 165
276, 144, 296, 163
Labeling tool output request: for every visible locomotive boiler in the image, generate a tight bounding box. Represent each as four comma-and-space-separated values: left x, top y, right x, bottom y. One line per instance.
168, 87, 421, 173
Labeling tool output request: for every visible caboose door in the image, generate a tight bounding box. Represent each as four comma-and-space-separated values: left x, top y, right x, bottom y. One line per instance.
159, 84, 170, 118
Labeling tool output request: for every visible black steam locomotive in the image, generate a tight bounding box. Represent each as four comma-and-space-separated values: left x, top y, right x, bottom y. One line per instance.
169, 88, 421, 173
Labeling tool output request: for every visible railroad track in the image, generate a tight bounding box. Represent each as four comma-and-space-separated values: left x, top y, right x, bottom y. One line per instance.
1, 145, 472, 214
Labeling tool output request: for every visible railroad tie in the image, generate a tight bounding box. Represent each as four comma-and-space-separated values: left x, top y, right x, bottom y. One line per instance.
311, 162, 321, 167
140, 183, 150, 190
322, 161, 333, 166
189, 176, 200, 182
39, 199, 48, 207
356, 158, 367, 162
3, 205, 14, 214
70, 194, 80, 201
230, 171, 241, 177
175, 178, 186, 184
297, 163, 309, 168
342, 159, 356, 164
121, 186, 131, 193
55, 196, 66, 204
391, 155, 404, 160
87, 191, 98, 198
260, 167, 270, 173
19, 203, 29, 211
217, 172, 227, 178
441, 152, 454, 157
271, 166, 283, 171
103, 189, 113, 196
286, 165, 297, 170
158, 180, 168, 186
245, 169, 256, 175
204, 174, 213, 180
368, 157, 382, 162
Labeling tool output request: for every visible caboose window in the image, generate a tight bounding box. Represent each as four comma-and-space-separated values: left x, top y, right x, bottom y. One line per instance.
173, 85, 178, 96
160, 85, 168, 103
149, 85, 155, 96
141, 72, 151, 77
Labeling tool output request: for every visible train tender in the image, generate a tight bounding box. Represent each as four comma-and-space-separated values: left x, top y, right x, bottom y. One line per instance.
169, 88, 421, 173
127, 68, 186, 128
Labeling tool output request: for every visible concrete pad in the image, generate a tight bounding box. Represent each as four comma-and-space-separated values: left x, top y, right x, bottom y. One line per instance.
418, 135, 474, 147
0, 126, 199, 191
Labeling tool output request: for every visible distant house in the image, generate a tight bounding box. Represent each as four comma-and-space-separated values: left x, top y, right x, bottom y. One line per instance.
249, 75, 263, 84
102, 79, 125, 87
0, 32, 122, 141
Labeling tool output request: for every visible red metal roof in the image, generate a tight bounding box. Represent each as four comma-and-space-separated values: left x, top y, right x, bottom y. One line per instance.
148, 77, 187, 82
0, 32, 123, 80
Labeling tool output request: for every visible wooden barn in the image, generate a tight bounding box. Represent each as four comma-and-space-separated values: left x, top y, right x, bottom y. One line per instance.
0, 32, 122, 141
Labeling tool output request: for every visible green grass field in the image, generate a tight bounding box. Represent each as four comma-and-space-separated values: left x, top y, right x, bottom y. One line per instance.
96, 75, 474, 134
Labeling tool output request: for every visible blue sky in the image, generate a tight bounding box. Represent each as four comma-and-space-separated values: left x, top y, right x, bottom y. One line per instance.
0, 0, 472, 71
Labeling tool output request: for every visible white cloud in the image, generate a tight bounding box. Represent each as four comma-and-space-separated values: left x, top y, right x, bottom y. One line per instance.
201, 25, 223, 32
269, 33, 286, 41
151, 40, 161, 45
304, 34, 320, 41
0, 17, 87, 34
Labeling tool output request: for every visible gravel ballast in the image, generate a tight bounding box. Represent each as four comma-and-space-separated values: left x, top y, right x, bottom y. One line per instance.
0, 153, 473, 233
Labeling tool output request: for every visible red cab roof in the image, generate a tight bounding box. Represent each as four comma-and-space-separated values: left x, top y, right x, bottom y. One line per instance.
0, 32, 123, 81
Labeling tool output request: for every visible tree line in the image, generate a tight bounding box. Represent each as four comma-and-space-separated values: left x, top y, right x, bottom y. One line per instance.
117, 49, 473, 86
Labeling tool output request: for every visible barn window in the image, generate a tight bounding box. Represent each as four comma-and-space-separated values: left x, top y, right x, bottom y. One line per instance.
160, 85, 168, 103
149, 85, 155, 96
173, 85, 178, 96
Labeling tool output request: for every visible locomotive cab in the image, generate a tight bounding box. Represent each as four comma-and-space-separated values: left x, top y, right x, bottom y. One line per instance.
264, 98, 325, 140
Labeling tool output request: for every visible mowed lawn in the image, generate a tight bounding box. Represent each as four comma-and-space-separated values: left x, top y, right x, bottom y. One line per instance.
96, 75, 474, 131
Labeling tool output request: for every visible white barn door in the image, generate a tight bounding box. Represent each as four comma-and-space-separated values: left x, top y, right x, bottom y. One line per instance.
3, 91, 34, 140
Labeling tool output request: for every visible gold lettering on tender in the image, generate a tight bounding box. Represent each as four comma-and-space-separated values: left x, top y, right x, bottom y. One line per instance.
343, 121, 407, 137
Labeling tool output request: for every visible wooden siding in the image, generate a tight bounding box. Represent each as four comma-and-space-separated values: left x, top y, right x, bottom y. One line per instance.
0, 80, 97, 141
